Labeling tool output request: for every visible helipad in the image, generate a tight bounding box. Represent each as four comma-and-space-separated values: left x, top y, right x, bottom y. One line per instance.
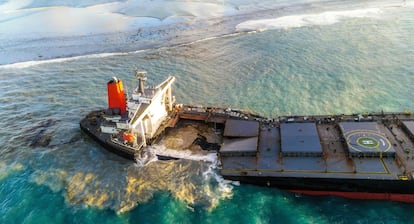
339, 122, 395, 157
357, 136, 379, 148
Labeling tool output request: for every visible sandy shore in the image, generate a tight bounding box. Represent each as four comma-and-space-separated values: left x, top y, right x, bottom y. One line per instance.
1, 0, 410, 66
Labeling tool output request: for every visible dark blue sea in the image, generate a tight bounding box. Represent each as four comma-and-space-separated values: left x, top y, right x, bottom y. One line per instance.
1, 0, 414, 223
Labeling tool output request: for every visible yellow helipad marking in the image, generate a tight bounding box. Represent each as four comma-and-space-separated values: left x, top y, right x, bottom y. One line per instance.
345, 130, 391, 152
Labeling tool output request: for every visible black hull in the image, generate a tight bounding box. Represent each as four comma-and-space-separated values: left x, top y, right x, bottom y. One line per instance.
223, 175, 414, 193
80, 110, 178, 161
223, 175, 414, 202
80, 107, 414, 202
80, 118, 136, 160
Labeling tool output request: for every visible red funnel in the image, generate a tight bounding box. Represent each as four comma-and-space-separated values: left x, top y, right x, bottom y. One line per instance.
107, 77, 126, 114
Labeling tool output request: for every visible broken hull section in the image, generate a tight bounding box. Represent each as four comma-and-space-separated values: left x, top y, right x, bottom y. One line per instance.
80, 73, 414, 203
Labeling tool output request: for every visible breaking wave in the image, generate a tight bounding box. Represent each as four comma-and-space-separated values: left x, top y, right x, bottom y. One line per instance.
148, 144, 218, 163
0, 51, 134, 69
0, 31, 241, 69
236, 8, 383, 32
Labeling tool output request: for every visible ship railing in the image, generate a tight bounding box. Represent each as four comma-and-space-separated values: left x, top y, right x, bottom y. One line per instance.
111, 135, 145, 152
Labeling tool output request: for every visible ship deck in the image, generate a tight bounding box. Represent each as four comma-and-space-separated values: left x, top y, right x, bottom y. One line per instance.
218, 113, 414, 181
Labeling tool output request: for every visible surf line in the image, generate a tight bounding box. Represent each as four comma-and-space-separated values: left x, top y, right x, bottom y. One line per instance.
0, 51, 137, 69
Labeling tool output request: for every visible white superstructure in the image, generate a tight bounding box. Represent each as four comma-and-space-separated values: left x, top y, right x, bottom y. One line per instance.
101, 71, 175, 150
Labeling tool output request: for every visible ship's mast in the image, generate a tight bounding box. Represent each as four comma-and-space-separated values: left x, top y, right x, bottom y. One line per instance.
135, 71, 147, 96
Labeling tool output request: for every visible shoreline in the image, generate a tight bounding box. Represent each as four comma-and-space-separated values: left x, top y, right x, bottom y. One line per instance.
0, 0, 410, 66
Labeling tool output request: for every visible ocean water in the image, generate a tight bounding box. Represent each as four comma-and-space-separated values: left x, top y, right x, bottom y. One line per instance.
1, 0, 414, 223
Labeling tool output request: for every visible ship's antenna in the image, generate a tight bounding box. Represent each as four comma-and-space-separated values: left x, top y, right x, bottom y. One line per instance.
135, 70, 147, 96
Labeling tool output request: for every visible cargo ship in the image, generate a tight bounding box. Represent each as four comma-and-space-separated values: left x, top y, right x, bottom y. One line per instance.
80, 72, 414, 202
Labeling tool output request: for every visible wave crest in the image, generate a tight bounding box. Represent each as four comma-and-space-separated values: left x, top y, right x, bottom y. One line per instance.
236, 8, 383, 32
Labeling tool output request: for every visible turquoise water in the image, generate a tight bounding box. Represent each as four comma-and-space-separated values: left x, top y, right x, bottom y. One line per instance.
1, 2, 414, 223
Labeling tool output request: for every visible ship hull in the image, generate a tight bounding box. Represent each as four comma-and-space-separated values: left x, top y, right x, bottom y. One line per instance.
80, 110, 178, 161
223, 175, 414, 202
290, 190, 414, 203
80, 74, 414, 203
79, 111, 137, 160
81, 107, 414, 203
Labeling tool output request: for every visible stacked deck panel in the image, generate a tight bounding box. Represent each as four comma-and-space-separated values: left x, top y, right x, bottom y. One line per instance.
220, 114, 414, 184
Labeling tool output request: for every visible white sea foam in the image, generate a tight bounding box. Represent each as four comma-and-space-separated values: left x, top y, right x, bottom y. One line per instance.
148, 144, 217, 163
236, 8, 383, 32
202, 157, 239, 188
132, 145, 160, 167
0, 51, 135, 69
135, 144, 236, 211
0, 31, 245, 69
2, 0, 404, 66
148, 143, 239, 191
